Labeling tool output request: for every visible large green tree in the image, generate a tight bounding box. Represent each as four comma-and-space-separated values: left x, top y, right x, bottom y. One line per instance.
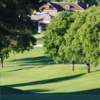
43, 6, 100, 73
43, 11, 75, 69
77, 6, 100, 67
65, 6, 100, 73
0, 0, 48, 67
78, 0, 100, 6
64, 11, 84, 72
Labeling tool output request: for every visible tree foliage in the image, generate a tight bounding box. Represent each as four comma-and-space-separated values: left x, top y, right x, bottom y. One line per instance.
77, 6, 100, 67
65, 6, 100, 73
43, 11, 74, 64
43, 6, 100, 73
0, 0, 47, 67
52, 0, 100, 6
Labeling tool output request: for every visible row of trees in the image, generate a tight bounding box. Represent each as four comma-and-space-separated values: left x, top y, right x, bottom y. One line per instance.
0, 0, 49, 67
52, 0, 100, 6
43, 6, 100, 73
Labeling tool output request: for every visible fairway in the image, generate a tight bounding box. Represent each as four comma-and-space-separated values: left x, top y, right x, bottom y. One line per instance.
1, 47, 100, 100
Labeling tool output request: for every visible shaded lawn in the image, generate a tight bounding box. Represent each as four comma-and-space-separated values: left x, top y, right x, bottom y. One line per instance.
5, 56, 56, 67
1, 86, 100, 100
4, 47, 83, 67
0, 86, 100, 95
4, 48, 57, 67
4, 56, 72, 68
1, 95, 100, 100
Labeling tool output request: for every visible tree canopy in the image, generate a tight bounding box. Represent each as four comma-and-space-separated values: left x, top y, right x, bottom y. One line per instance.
0, 0, 47, 67
43, 6, 100, 73
43, 11, 74, 63
52, 0, 100, 6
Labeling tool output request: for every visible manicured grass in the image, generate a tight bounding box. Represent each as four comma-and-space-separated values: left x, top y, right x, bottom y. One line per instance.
34, 34, 44, 44
1, 47, 100, 100
1, 64, 100, 94
4, 47, 71, 66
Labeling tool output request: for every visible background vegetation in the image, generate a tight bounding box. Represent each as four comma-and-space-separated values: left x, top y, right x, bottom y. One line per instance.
52, 0, 100, 6
43, 6, 100, 73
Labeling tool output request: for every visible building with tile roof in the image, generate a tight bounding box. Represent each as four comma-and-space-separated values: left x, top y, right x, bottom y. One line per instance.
31, 13, 58, 33
31, 0, 86, 33
40, 1, 85, 13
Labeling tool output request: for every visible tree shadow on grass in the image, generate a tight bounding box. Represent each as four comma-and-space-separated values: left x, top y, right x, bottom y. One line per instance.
65, 88, 100, 95
6, 56, 55, 66
5, 56, 71, 68
7, 67, 33, 72
92, 69, 100, 73
5, 73, 84, 88
1, 86, 100, 95
26, 88, 100, 95
5, 56, 85, 69
1, 86, 49, 95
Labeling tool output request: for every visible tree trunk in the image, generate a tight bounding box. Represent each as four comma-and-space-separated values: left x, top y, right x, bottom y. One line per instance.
1, 57, 3, 67
72, 61, 75, 71
87, 64, 90, 73
0, 57, 3, 68
84, 61, 90, 73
